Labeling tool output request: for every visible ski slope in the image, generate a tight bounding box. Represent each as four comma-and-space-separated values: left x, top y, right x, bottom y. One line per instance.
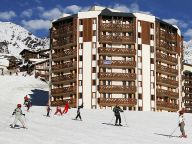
0, 74, 192, 144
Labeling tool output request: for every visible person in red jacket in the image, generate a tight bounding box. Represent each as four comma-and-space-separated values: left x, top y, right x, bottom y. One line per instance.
54, 106, 62, 115
63, 101, 69, 114
24, 95, 29, 105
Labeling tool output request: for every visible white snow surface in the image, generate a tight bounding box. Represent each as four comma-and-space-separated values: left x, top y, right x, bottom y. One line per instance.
0, 75, 192, 144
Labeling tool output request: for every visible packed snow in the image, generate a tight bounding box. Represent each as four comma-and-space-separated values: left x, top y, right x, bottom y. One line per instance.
0, 74, 192, 144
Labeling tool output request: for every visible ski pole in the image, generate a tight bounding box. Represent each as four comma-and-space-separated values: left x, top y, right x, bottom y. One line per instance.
123, 112, 128, 126
169, 126, 179, 138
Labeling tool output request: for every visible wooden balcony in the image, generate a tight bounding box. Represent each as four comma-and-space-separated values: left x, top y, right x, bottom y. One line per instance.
184, 83, 192, 88
98, 85, 136, 94
156, 76, 178, 88
183, 96, 192, 101
156, 89, 179, 99
52, 49, 77, 60
98, 47, 136, 56
52, 61, 77, 73
51, 86, 76, 96
182, 75, 192, 81
51, 74, 76, 84
184, 90, 192, 94
52, 42, 76, 50
184, 103, 192, 108
98, 72, 136, 81
98, 98, 137, 107
51, 99, 76, 107
156, 101, 179, 112
100, 23, 133, 32
157, 42, 177, 54
156, 52, 177, 65
99, 35, 134, 44
156, 64, 178, 76
98, 60, 136, 69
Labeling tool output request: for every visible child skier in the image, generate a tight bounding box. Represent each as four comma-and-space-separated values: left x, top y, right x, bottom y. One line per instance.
179, 109, 187, 138
46, 105, 52, 117
10, 104, 26, 128
113, 104, 124, 126
63, 101, 69, 114
75, 103, 83, 120
54, 106, 62, 115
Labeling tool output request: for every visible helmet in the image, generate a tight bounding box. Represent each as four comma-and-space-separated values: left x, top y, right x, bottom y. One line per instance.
17, 104, 22, 108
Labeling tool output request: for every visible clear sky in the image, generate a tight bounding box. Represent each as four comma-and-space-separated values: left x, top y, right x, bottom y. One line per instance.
0, 0, 192, 41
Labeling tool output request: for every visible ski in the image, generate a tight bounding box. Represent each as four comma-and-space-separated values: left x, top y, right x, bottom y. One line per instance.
71, 118, 82, 121
102, 123, 128, 127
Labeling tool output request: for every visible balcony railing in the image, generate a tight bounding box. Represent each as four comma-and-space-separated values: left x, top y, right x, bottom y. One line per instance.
156, 101, 179, 111
98, 98, 137, 107
184, 83, 192, 88
184, 103, 192, 107
98, 60, 136, 68
156, 64, 178, 76
99, 35, 134, 44
156, 52, 177, 65
52, 61, 77, 72
98, 47, 136, 56
157, 42, 177, 54
98, 72, 136, 81
52, 74, 76, 83
184, 90, 192, 94
182, 75, 192, 81
52, 49, 77, 59
156, 89, 179, 99
100, 23, 133, 32
98, 85, 136, 94
183, 96, 192, 101
156, 76, 178, 88
51, 99, 76, 107
51, 86, 76, 95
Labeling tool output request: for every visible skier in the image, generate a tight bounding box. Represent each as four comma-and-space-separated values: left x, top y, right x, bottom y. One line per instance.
178, 109, 187, 138
75, 103, 83, 120
24, 95, 29, 106
25, 99, 32, 112
54, 106, 63, 115
46, 105, 52, 117
113, 104, 124, 126
63, 101, 69, 114
10, 104, 26, 128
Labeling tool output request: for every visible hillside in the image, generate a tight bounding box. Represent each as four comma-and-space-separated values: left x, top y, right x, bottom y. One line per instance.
0, 22, 49, 58
0, 74, 191, 144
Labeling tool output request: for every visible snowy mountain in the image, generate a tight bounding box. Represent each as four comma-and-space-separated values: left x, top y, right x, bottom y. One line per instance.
0, 22, 49, 58
184, 40, 192, 64
0, 74, 192, 144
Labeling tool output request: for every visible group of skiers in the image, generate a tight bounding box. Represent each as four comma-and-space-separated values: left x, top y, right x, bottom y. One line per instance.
10, 98, 187, 138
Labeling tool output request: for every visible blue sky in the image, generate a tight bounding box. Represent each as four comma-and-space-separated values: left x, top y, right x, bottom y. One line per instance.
0, 0, 192, 41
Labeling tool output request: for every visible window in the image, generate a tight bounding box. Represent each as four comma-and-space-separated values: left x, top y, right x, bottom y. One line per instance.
151, 70, 154, 76
138, 56, 142, 62
79, 93, 82, 98
79, 43, 83, 49
138, 81, 142, 87
138, 107, 142, 111
138, 32, 141, 38
150, 46, 154, 53
138, 21, 141, 26
138, 94, 142, 99
138, 69, 142, 75
92, 67, 96, 73
80, 56, 83, 61
151, 95, 155, 100
79, 68, 83, 74
92, 42, 96, 48
79, 31, 83, 37
138, 44, 142, 50
92, 55, 96, 60
150, 58, 154, 64
150, 35, 154, 40
79, 80, 82, 86
92, 92, 96, 98
92, 80, 96, 85
93, 30, 96, 36
79, 19, 83, 25
93, 18, 96, 24
150, 23, 154, 28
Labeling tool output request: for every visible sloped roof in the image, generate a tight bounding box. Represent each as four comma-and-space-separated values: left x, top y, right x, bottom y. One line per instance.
99, 8, 135, 17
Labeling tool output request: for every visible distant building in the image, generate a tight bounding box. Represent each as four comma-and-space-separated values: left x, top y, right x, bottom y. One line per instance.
50, 6, 183, 112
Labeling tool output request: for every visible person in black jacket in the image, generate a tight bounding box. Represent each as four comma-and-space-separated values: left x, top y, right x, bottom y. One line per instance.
75, 103, 83, 120
113, 104, 123, 126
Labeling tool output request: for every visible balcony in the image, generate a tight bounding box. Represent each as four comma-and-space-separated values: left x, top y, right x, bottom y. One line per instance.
98, 47, 136, 56
51, 86, 76, 96
184, 83, 192, 88
156, 76, 178, 88
184, 90, 192, 94
156, 64, 178, 76
98, 98, 137, 107
98, 60, 136, 68
183, 96, 192, 101
156, 101, 179, 112
182, 75, 192, 81
157, 42, 177, 54
156, 89, 179, 99
98, 85, 136, 94
51, 99, 76, 107
51, 74, 76, 84
99, 35, 134, 44
98, 72, 136, 81
100, 23, 133, 32
52, 49, 77, 60
184, 103, 192, 108
52, 61, 77, 73
156, 52, 177, 65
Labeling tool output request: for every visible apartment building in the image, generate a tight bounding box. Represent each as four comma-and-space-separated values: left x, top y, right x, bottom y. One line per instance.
49, 6, 183, 112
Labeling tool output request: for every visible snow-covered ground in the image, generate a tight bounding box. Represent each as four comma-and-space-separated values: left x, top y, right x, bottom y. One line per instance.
0, 74, 192, 144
